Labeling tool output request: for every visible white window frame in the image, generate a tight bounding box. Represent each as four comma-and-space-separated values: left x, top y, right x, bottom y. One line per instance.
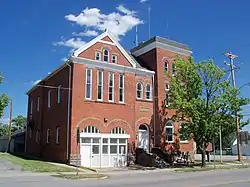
85, 68, 92, 100
37, 97, 40, 112
119, 74, 124, 103
46, 129, 51, 143
97, 70, 103, 101
108, 72, 114, 102
56, 127, 60, 144
145, 84, 152, 100
136, 82, 143, 99
165, 61, 169, 74
30, 100, 33, 114
84, 126, 100, 134
112, 54, 118, 63
165, 83, 170, 107
179, 123, 188, 143
57, 85, 61, 104
103, 49, 109, 62
166, 122, 174, 143
95, 51, 101, 61
48, 90, 51, 108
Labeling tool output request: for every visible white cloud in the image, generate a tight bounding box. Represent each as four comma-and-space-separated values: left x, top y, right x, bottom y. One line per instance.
72, 30, 98, 37
61, 57, 68, 61
0, 117, 9, 124
53, 38, 86, 49
65, 5, 143, 41
116, 5, 136, 15
140, 0, 149, 3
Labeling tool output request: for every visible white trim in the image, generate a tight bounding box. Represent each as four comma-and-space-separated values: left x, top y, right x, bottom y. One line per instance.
73, 30, 136, 68
57, 85, 61, 104
145, 84, 152, 101
85, 68, 92, 100
48, 90, 51, 108
72, 56, 155, 75
56, 127, 60, 144
95, 51, 101, 61
132, 41, 192, 57
99, 40, 116, 46
37, 97, 40, 112
108, 72, 114, 102
30, 100, 33, 114
80, 133, 130, 139
136, 82, 143, 100
119, 73, 124, 103
103, 48, 109, 62
97, 70, 103, 101
112, 54, 118, 64
165, 122, 174, 143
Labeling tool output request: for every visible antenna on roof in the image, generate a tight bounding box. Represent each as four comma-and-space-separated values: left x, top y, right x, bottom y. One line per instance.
135, 25, 139, 46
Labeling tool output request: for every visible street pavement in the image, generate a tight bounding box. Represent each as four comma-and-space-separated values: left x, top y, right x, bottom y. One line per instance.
1, 158, 250, 187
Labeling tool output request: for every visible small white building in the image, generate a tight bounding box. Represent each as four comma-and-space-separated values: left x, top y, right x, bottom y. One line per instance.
232, 139, 250, 156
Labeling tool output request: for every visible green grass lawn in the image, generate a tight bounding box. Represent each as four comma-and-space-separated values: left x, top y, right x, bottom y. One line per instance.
51, 173, 108, 180
0, 153, 76, 173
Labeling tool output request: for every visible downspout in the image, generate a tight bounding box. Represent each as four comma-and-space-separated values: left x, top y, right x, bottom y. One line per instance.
66, 60, 72, 162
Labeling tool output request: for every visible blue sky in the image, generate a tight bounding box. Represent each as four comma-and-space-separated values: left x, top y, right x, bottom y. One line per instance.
0, 0, 250, 129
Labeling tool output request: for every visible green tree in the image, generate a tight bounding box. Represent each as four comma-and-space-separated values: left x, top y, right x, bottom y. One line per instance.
0, 74, 8, 118
169, 57, 249, 167
0, 123, 9, 137
12, 115, 27, 131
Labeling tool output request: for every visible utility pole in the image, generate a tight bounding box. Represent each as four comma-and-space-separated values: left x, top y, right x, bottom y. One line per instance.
7, 98, 12, 152
219, 125, 222, 163
224, 52, 241, 162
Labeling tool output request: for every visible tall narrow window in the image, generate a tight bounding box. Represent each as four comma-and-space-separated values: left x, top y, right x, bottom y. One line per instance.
146, 84, 151, 100
85, 69, 92, 99
136, 83, 143, 99
172, 64, 176, 76
37, 97, 40, 112
166, 122, 174, 143
165, 62, 169, 74
112, 54, 117, 63
57, 85, 61, 104
179, 123, 188, 142
46, 129, 51, 143
97, 70, 103, 101
56, 127, 60, 144
119, 74, 124, 103
103, 49, 109, 62
165, 83, 170, 107
95, 51, 101, 61
30, 100, 33, 114
48, 90, 51, 108
108, 72, 114, 102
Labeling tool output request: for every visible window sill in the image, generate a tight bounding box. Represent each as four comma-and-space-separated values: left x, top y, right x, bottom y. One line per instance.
180, 141, 189, 144
84, 99, 126, 105
136, 99, 153, 103
165, 141, 174, 144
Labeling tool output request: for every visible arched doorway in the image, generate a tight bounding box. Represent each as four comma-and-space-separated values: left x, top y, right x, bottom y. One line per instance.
138, 124, 149, 152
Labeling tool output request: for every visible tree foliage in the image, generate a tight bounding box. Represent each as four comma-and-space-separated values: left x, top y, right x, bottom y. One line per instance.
169, 57, 249, 167
0, 123, 9, 137
12, 115, 27, 131
0, 74, 8, 118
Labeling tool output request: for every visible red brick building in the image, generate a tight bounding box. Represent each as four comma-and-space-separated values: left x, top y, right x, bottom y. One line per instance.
25, 30, 194, 168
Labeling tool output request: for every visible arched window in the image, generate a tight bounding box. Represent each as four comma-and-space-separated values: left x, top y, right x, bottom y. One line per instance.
165, 61, 169, 74
103, 49, 109, 62
48, 90, 52, 108
145, 84, 151, 100
136, 82, 143, 99
84, 126, 100, 133
57, 85, 62, 104
110, 127, 126, 134
165, 83, 170, 107
166, 122, 174, 143
46, 129, 51, 143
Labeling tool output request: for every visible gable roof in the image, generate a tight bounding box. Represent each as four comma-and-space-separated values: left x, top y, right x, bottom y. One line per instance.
73, 30, 136, 68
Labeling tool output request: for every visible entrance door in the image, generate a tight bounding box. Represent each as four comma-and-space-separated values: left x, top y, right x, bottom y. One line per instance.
81, 145, 91, 167
138, 124, 149, 152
